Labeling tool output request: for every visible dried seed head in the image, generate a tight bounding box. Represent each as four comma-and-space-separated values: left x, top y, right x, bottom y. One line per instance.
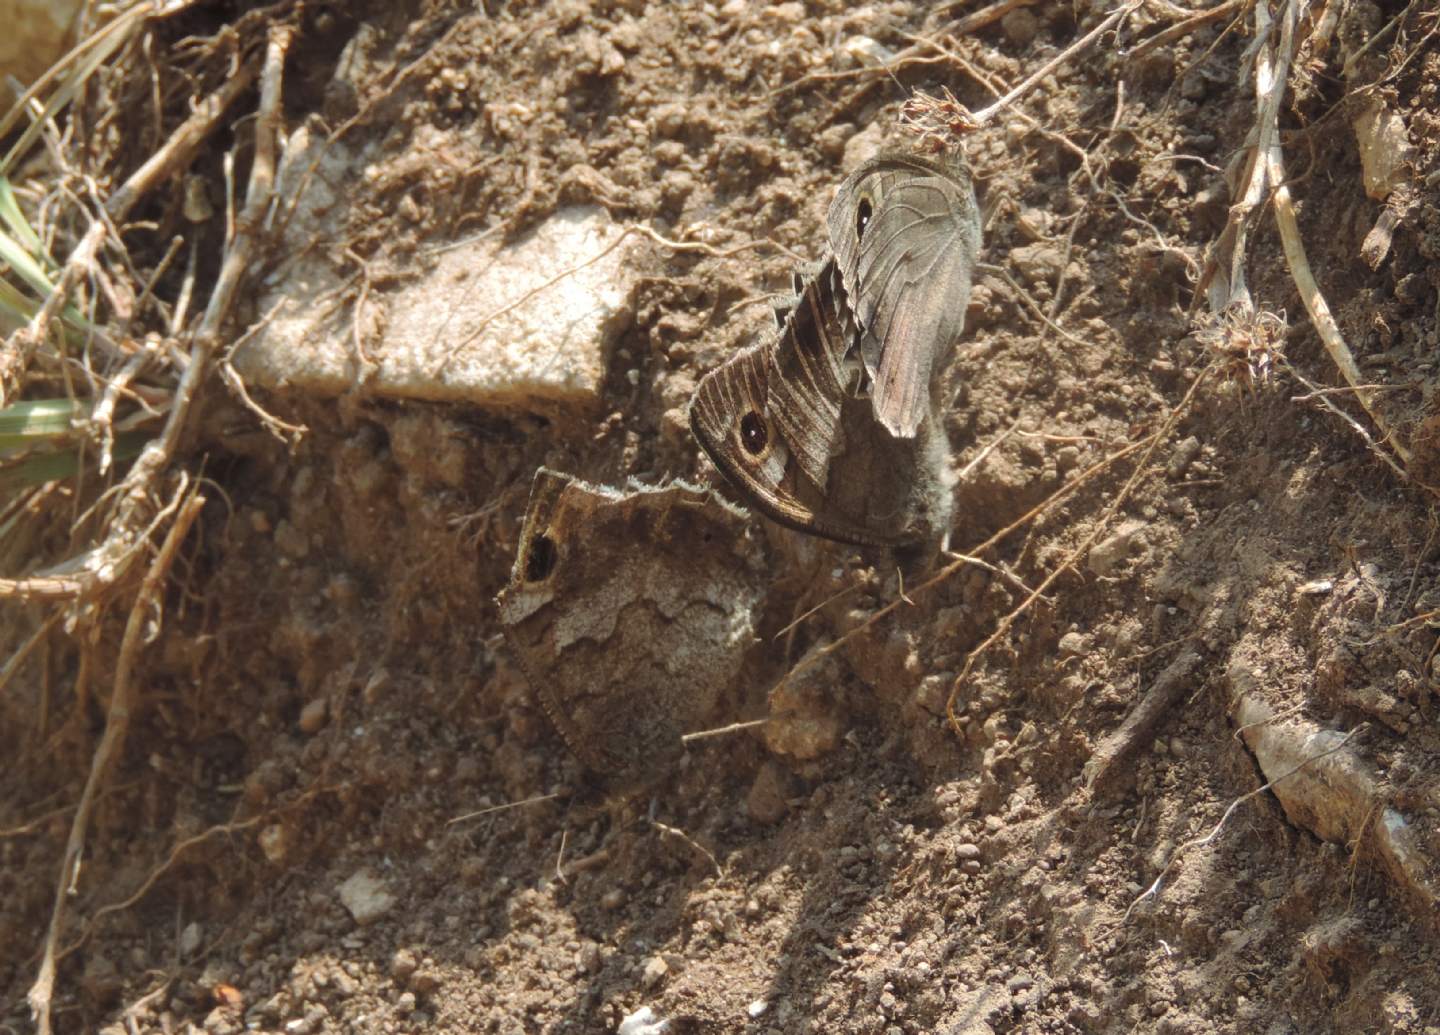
1194, 303, 1287, 389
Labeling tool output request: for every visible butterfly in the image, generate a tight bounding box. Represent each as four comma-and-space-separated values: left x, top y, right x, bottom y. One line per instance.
827, 151, 982, 439
496, 468, 764, 778
688, 256, 955, 549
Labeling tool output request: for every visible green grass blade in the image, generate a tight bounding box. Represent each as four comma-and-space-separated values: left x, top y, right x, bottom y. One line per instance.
0, 226, 55, 299
0, 398, 82, 451
0, 176, 47, 264
0, 429, 148, 492
0, 6, 148, 175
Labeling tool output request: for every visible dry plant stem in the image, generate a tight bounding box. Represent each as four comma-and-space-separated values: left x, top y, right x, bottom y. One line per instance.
967, 2, 1143, 128
1256, 2, 1409, 466
447, 792, 560, 826
1197, 1, 1288, 312
945, 364, 1215, 730
1270, 176, 1410, 467
681, 717, 770, 744
1287, 364, 1408, 481
69, 812, 263, 959
0, 612, 62, 698
106, 58, 260, 224
0, 221, 103, 407
1121, 724, 1364, 924
27, 487, 204, 1035
1130, 0, 1244, 60
91, 341, 161, 475
0, 27, 290, 604
651, 819, 723, 877
0, 57, 259, 406
947, 0, 1036, 35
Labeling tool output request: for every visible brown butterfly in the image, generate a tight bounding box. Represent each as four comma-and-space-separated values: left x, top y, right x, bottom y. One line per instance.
496, 468, 764, 778
688, 257, 954, 550
827, 151, 982, 439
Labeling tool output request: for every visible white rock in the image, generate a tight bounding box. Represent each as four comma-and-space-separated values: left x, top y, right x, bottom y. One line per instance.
337, 869, 396, 926
1353, 102, 1410, 201
178, 921, 203, 959
617, 1006, 670, 1035
234, 127, 639, 411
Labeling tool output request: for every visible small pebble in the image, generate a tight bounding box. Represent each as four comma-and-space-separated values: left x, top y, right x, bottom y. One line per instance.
298, 697, 328, 734
641, 956, 668, 989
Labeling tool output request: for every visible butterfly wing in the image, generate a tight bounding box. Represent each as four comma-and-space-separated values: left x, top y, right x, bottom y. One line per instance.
690, 261, 938, 547
828, 152, 982, 439
496, 468, 764, 778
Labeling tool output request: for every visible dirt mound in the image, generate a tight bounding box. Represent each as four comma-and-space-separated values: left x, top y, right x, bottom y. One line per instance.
2, 2, 1438, 1033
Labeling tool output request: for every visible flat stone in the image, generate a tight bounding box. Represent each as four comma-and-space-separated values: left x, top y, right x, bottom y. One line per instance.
337, 869, 396, 926
234, 126, 640, 411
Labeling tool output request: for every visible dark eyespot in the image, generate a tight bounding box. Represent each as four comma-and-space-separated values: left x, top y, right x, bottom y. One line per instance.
855, 197, 873, 241
740, 411, 768, 455
524, 533, 557, 582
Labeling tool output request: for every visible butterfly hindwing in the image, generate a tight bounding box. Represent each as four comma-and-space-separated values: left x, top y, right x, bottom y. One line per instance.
689, 260, 952, 548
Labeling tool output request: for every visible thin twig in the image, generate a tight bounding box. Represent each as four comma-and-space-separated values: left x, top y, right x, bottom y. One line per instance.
945, 364, 1215, 728
651, 819, 723, 877
447, 792, 560, 825
1129, 0, 1245, 61
1120, 724, 1364, 924
28, 484, 204, 1034
681, 718, 771, 744
966, 2, 1143, 129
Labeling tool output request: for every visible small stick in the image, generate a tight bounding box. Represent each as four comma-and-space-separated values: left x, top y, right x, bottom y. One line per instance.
28, 485, 204, 1035
651, 819, 722, 877
1081, 648, 1202, 792
1286, 365, 1408, 482
682, 718, 770, 744
965, 2, 1143, 130
947, 0, 1037, 36
2, 26, 292, 606
1129, 0, 1244, 61
90, 338, 162, 475
447, 792, 560, 825
0, 612, 62, 699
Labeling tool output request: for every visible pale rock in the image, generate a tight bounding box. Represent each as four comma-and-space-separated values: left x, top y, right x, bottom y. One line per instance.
337, 869, 397, 925
1352, 102, 1410, 201
234, 126, 640, 411
617, 1007, 670, 1035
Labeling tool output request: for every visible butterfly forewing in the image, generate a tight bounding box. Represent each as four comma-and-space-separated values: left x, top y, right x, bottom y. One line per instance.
828, 152, 982, 439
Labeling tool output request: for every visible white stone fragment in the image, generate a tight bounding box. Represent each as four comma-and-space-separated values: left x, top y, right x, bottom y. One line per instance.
617, 1006, 670, 1035
234, 127, 639, 411
337, 869, 396, 926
